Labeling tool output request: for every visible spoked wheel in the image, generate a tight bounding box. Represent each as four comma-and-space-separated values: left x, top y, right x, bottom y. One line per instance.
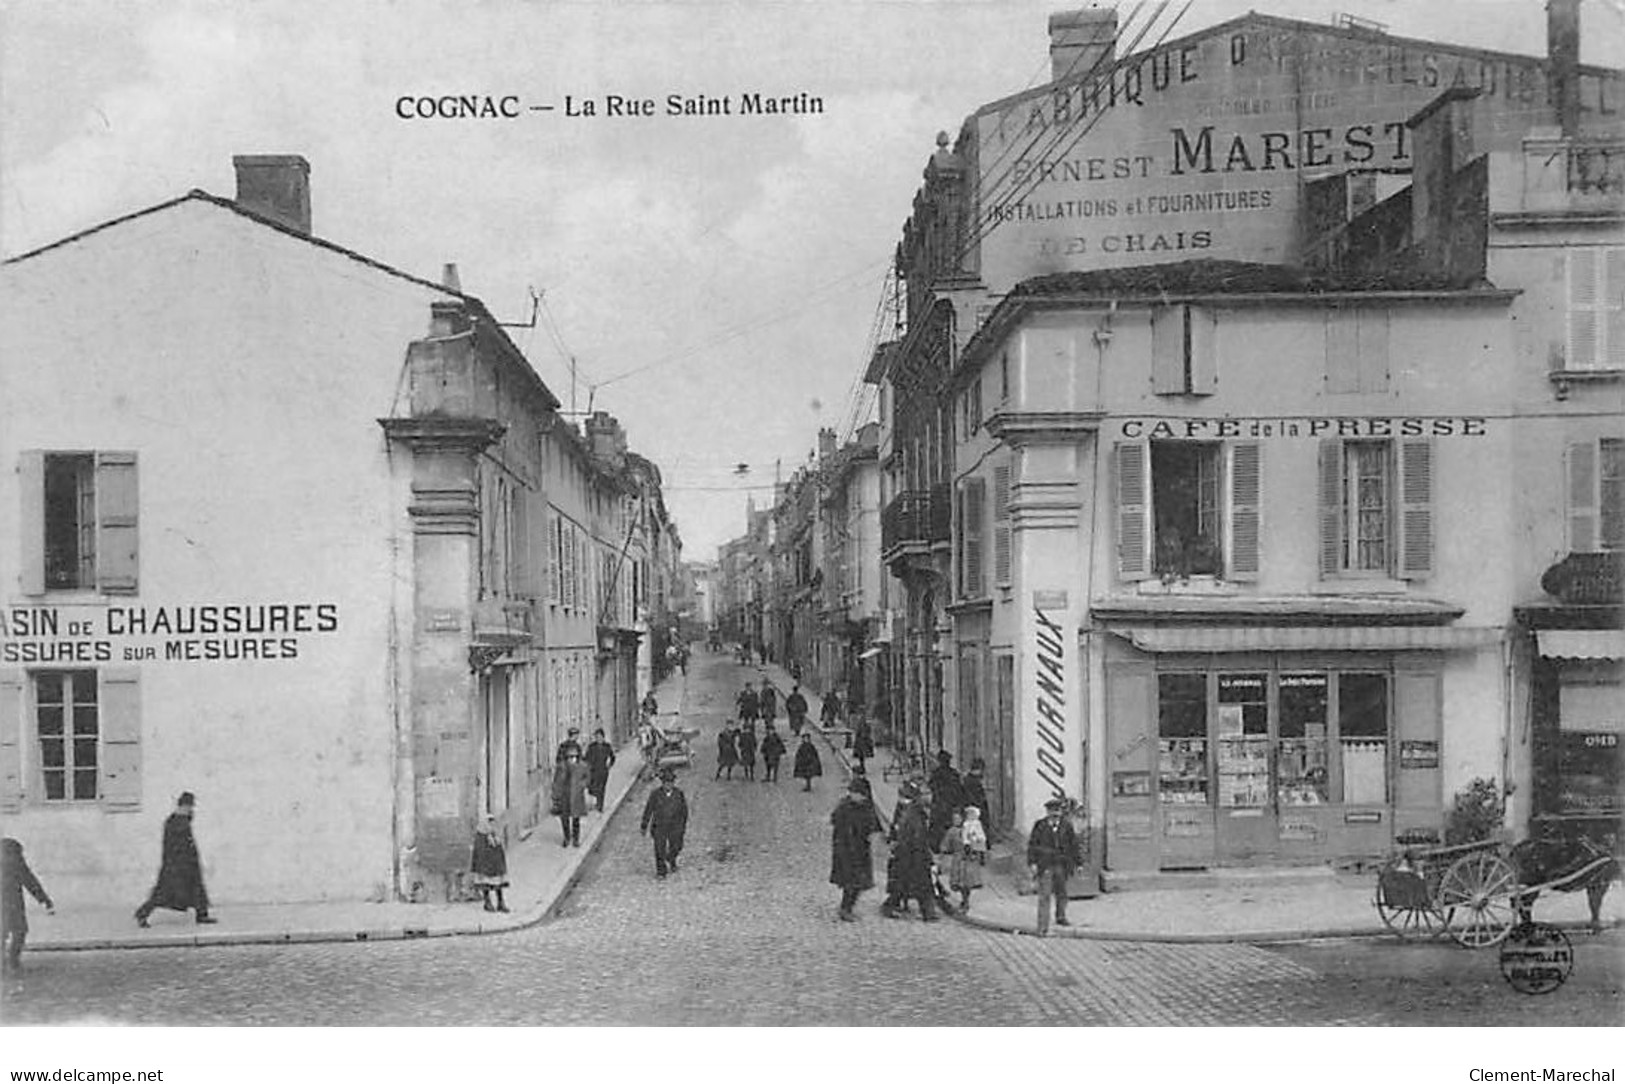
1439, 850, 1521, 948
1375, 870, 1444, 940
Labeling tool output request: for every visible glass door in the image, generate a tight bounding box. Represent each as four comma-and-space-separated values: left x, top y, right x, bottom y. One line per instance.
1215, 672, 1273, 861
1157, 672, 1214, 867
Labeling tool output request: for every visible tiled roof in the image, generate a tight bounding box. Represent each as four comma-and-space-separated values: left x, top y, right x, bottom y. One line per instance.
1008, 258, 1490, 300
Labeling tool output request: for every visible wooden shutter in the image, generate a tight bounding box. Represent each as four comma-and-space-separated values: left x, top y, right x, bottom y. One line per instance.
95, 452, 139, 594
544, 510, 559, 602
1318, 439, 1343, 577
1115, 442, 1151, 580
1325, 309, 1359, 393
1568, 249, 1600, 370
1567, 440, 1599, 553
1150, 305, 1184, 393
1189, 307, 1218, 394
1357, 309, 1391, 392
510, 487, 532, 598
1607, 249, 1625, 370
993, 464, 1012, 587
1228, 441, 1261, 581
17, 451, 44, 596
1398, 439, 1434, 580
100, 668, 142, 811
961, 477, 985, 598
0, 669, 23, 812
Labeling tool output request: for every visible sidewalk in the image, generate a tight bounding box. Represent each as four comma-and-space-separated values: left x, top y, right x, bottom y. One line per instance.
763, 661, 1625, 945
25, 675, 686, 954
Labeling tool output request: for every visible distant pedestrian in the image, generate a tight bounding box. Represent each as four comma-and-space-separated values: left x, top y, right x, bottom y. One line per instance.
736, 682, 760, 725
961, 759, 991, 835
1028, 796, 1081, 935
2, 838, 53, 972
551, 749, 591, 848
947, 807, 987, 913
737, 725, 758, 781
851, 717, 875, 771
640, 767, 690, 879
471, 814, 510, 913
881, 783, 936, 921
818, 688, 842, 730
761, 725, 787, 782
135, 791, 215, 927
640, 691, 659, 720
637, 717, 661, 780
793, 731, 823, 791
785, 685, 809, 734
585, 728, 616, 812
715, 724, 740, 780
759, 682, 779, 724
829, 779, 883, 922
555, 727, 584, 764
928, 751, 965, 852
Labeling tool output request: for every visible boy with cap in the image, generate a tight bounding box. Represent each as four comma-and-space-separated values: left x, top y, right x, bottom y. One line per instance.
1027, 796, 1082, 935
640, 767, 689, 879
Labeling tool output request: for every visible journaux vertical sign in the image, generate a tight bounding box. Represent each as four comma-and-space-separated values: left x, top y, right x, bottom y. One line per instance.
1025, 595, 1079, 826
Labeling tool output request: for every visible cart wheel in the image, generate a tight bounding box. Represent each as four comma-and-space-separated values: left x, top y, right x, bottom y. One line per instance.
1374, 870, 1444, 940
1439, 850, 1520, 948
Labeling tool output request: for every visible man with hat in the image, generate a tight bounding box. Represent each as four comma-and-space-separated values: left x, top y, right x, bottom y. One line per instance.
829, 777, 883, 921
1027, 796, 1082, 935
640, 767, 689, 879
881, 781, 936, 921
555, 727, 584, 765
135, 791, 215, 927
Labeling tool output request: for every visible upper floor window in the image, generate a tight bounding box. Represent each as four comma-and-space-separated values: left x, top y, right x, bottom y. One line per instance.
956, 476, 986, 599
1567, 437, 1624, 553
1115, 441, 1259, 582
1318, 438, 1433, 580
1325, 308, 1391, 394
19, 451, 139, 596
1150, 305, 1216, 396
1567, 247, 1624, 371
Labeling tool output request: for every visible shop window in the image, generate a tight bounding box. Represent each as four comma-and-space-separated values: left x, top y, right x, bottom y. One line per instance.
1278, 673, 1330, 805
1216, 673, 1269, 807
1318, 438, 1432, 579
1338, 672, 1389, 804
1117, 442, 1260, 582
1565, 246, 1624, 371
35, 671, 98, 801
1567, 438, 1624, 553
19, 451, 140, 596
1157, 673, 1208, 805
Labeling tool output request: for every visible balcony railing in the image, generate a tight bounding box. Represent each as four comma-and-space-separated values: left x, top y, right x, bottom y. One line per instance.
881, 484, 951, 551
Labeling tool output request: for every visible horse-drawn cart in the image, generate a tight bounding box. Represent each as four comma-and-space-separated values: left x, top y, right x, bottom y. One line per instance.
1374, 834, 1619, 947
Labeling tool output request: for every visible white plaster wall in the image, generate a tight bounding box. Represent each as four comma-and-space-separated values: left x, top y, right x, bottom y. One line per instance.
0, 199, 447, 903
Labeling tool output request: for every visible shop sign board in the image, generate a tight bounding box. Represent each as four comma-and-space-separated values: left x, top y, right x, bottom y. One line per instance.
970, 18, 1623, 288
1400, 740, 1440, 769
0, 602, 342, 664
1022, 597, 1080, 826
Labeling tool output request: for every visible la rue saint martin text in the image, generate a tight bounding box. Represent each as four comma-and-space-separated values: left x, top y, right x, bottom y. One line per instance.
564, 92, 824, 117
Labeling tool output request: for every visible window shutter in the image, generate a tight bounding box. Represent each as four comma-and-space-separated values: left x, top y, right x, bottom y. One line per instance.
18, 452, 44, 596
1228, 442, 1261, 581
1151, 305, 1183, 394
1189, 307, 1217, 394
1568, 249, 1600, 370
993, 464, 1012, 586
1357, 309, 1391, 392
1567, 441, 1599, 553
1325, 310, 1359, 393
1115, 442, 1151, 580
962, 477, 985, 598
1607, 249, 1625, 370
510, 488, 532, 598
100, 668, 142, 811
1398, 439, 1434, 580
545, 511, 559, 602
95, 452, 139, 594
0, 669, 22, 812
1318, 439, 1343, 577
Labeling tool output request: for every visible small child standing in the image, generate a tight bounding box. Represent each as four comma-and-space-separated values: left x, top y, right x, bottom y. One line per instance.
948, 806, 988, 913
471, 814, 510, 913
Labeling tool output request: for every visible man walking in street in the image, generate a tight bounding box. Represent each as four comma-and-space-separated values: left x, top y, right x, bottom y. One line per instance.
735, 681, 759, 726
829, 778, 883, 921
785, 683, 809, 736
881, 782, 936, 922
585, 727, 616, 812
135, 791, 215, 927
1027, 796, 1081, 935
2, 838, 53, 972
640, 767, 689, 879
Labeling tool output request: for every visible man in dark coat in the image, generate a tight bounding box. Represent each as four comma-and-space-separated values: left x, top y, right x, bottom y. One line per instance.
851, 717, 875, 770
715, 724, 740, 780
640, 767, 690, 878
735, 682, 759, 724
555, 726, 585, 764
928, 751, 965, 852
736, 724, 758, 780
961, 758, 991, 836
785, 684, 809, 734
759, 682, 779, 724
760, 725, 786, 783
584, 727, 616, 812
135, 791, 215, 926
882, 782, 936, 921
1028, 796, 1082, 935
829, 779, 883, 921
792, 732, 823, 790
2, 838, 53, 972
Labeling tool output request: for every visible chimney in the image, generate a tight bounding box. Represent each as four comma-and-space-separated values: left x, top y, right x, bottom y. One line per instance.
1048, 7, 1117, 84
1547, 0, 1581, 137
442, 263, 462, 293
233, 155, 311, 235
585, 411, 627, 467
817, 427, 837, 462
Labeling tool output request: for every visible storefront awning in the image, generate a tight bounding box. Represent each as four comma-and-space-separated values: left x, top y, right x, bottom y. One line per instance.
1536, 629, 1625, 660
1106, 624, 1501, 653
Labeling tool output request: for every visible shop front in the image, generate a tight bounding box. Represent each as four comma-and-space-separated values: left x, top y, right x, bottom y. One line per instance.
1102, 622, 1496, 871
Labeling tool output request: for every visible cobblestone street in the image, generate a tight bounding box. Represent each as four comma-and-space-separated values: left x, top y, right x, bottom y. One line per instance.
4, 655, 1621, 1027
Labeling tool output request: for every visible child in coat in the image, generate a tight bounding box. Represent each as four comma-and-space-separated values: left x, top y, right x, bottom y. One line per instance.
947, 806, 988, 913
470, 814, 510, 912
792, 732, 823, 791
